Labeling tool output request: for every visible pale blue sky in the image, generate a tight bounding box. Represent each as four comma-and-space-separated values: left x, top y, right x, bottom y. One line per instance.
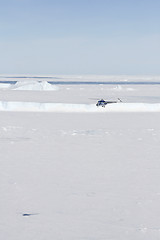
0, 0, 160, 75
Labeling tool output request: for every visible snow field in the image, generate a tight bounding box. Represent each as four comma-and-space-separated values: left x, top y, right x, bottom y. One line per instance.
1, 112, 160, 240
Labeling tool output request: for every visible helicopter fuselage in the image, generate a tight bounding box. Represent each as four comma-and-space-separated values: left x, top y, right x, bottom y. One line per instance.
96, 99, 120, 107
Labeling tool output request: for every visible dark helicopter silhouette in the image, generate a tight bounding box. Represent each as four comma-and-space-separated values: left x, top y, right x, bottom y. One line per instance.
92, 98, 122, 107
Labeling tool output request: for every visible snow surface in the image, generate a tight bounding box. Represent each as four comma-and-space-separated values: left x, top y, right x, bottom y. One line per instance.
0, 75, 160, 240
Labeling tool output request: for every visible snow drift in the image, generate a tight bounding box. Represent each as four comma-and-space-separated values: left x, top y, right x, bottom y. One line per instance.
0, 101, 160, 112
11, 81, 58, 91
0, 83, 12, 89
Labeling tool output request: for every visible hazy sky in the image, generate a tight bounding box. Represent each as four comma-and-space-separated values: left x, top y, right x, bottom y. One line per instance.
0, 0, 160, 75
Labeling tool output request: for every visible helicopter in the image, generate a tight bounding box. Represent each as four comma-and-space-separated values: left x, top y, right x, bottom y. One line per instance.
95, 98, 122, 107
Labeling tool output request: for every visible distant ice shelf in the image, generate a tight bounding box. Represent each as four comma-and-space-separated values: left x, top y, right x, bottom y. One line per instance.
0, 81, 59, 91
